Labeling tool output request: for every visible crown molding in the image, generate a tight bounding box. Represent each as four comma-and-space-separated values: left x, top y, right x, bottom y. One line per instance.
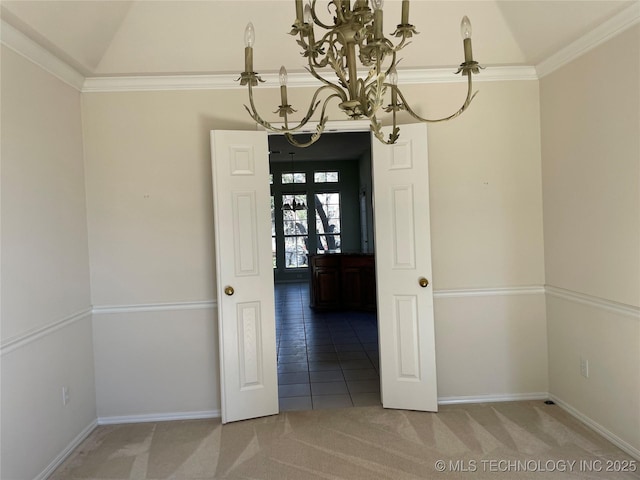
81, 65, 537, 93
82, 73, 240, 93
536, 1, 640, 78
0, 19, 85, 91
81, 66, 537, 93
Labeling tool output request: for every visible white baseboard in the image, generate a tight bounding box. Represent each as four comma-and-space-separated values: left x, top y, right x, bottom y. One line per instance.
35, 419, 97, 480
97, 409, 221, 425
549, 394, 640, 461
438, 392, 549, 405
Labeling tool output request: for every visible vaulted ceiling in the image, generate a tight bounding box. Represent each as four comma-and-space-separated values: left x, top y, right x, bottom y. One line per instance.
1, 0, 635, 78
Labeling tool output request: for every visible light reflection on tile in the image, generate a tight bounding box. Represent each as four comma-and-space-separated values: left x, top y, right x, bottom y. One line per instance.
276, 282, 380, 410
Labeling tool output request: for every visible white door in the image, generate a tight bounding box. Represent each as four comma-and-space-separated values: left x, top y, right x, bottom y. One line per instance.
371, 123, 438, 412
210, 130, 278, 423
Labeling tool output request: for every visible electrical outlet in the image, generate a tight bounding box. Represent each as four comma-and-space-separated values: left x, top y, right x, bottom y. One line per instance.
62, 386, 70, 406
580, 358, 589, 378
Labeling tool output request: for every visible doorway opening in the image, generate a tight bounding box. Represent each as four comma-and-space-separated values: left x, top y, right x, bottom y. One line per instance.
268, 131, 381, 410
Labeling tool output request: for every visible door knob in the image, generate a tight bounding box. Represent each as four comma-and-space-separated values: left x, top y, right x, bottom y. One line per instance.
418, 277, 429, 288
224, 286, 235, 296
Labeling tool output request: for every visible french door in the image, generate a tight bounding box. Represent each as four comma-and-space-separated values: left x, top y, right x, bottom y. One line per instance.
211, 124, 437, 422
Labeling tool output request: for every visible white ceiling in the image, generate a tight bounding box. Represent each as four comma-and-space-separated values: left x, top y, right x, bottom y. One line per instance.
1, 0, 635, 78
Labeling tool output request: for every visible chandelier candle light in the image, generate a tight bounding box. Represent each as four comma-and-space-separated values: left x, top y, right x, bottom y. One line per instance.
239, 0, 483, 146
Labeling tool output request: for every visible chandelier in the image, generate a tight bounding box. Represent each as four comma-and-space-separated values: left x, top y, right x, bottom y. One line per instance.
239, 0, 483, 146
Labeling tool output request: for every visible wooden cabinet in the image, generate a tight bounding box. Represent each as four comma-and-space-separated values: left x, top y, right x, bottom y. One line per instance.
309, 254, 376, 311
309, 254, 341, 309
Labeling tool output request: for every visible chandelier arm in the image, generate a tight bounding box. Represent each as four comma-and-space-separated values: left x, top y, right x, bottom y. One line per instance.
314, 39, 351, 91
360, 47, 397, 88
392, 35, 411, 52
303, 62, 349, 102
306, 64, 338, 89
396, 73, 478, 123
244, 82, 312, 133
381, 50, 398, 83
283, 93, 344, 148
284, 129, 324, 148
308, 0, 333, 30
306, 31, 336, 70
244, 84, 344, 134
333, 1, 347, 24
363, 76, 382, 118
370, 113, 400, 145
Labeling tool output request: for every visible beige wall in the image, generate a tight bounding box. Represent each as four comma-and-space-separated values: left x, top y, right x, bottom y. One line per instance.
541, 26, 640, 307
83, 80, 545, 300
82, 78, 547, 417
0, 46, 95, 480
82, 89, 255, 420
416, 80, 546, 289
541, 25, 640, 454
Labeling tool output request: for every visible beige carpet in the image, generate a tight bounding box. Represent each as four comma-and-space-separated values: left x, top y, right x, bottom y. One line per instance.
50, 401, 639, 480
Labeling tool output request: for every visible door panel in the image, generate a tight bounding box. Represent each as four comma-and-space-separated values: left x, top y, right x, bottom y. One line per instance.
211, 130, 278, 423
372, 123, 438, 412
212, 125, 437, 420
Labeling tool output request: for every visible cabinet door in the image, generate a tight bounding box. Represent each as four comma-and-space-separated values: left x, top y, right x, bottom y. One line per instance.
310, 255, 341, 309
341, 266, 363, 309
315, 267, 340, 308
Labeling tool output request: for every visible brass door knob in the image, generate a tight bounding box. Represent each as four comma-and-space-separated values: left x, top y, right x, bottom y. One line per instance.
418, 277, 429, 288
224, 286, 235, 296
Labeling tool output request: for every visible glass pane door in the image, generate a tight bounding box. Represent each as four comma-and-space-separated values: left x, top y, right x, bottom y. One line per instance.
315, 192, 341, 253
282, 194, 308, 268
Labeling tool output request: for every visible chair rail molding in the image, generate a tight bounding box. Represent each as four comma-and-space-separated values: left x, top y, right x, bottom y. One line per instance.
545, 285, 640, 319
434, 285, 545, 299
1, 307, 92, 356
92, 300, 217, 315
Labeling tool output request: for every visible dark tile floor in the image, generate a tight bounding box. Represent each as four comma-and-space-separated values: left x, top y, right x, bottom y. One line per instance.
275, 282, 381, 411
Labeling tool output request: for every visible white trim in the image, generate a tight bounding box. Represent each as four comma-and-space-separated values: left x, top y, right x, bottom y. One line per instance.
91, 288, 552, 316
0, 307, 92, 356
397, 66, 538, 84
92, 300, 216, 315
0, 19, 85, 91
0, 300, 217, 354
81, 65, 537, 93
82, 73, 239, 93
545, 285, 639, 319
549, 394, 640, 461
34, 419, 98, 480
264, 119, 371, 134
438, 392, 549, 405
536, 2, 640, 78
97, 409, 221, 425
434, 286, 545, 299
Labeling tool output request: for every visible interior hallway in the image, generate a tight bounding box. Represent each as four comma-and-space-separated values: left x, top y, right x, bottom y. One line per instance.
275, 282, 381, 411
